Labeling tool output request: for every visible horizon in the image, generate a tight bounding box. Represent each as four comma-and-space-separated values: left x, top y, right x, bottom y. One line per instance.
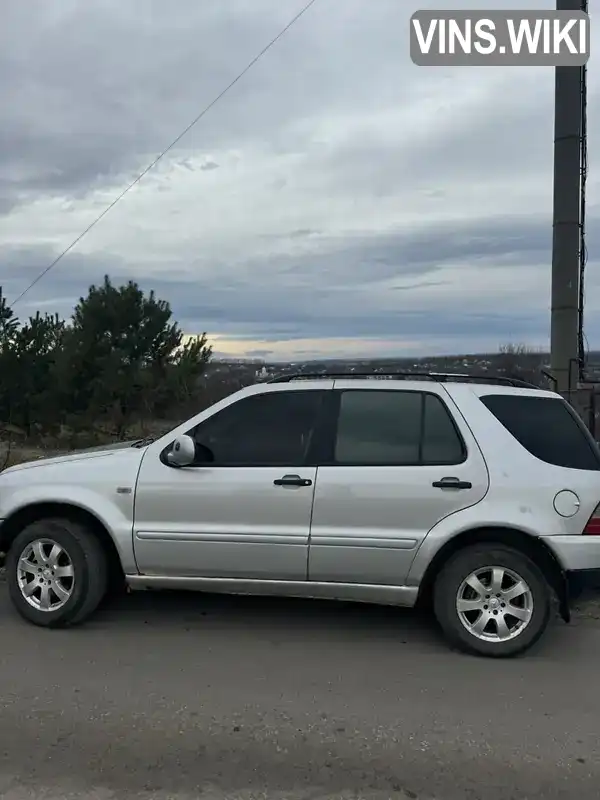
209, 349, 560, 366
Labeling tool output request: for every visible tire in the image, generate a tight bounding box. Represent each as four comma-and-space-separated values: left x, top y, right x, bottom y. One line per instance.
6, 517, 108, 628
433, 544, 552, 658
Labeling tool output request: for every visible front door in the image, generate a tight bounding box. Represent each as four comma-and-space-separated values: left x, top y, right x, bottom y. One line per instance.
308, 382, 489, 586
133, 387, 329, 580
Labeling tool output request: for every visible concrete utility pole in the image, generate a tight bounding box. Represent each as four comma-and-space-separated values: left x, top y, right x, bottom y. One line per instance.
550, 0, 585, 396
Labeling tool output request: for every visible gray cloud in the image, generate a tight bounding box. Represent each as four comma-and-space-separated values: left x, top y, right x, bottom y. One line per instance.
1, 0, 599, 358
0, 0, 407, 208
2, 0, 597, 209
6, 212, 600, 353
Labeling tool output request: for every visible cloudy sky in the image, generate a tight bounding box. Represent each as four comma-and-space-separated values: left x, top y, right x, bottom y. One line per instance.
0, 0, 598, 360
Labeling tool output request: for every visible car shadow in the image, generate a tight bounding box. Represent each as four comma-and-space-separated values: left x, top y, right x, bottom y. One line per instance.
0, 578, 590, 658
95, 586, 443, 644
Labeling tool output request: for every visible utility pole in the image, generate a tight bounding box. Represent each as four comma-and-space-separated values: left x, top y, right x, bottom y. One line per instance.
550, 0, 584, 397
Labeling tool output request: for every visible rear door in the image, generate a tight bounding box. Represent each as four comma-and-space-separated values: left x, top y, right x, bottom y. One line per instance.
308, 382, 489, 586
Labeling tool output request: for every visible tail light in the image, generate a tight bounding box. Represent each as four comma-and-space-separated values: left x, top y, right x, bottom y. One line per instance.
583, 504, 600, 535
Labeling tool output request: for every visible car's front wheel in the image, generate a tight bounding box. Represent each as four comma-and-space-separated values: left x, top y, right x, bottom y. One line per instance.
7, 517, 108, 628
433, 544, 552, 657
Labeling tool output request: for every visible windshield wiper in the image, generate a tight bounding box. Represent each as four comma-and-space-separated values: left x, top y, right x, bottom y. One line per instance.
131, 436, 155, 448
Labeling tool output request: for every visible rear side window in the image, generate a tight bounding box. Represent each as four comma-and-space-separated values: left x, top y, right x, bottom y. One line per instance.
334, 390, 466, 465
480, 394, 600, 471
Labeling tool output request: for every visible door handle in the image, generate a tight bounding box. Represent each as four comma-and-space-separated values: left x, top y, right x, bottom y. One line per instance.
432, 477, 473, 490
274, 474, 312, 487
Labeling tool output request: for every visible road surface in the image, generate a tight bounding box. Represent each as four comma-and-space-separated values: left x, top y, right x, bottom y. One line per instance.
0, 584, 599, 799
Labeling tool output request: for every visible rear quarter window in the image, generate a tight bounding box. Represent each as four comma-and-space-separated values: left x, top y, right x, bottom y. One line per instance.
480, 394, 600, 471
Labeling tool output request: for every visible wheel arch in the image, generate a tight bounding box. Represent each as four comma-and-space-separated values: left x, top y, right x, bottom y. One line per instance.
0, 502, 124, 585
417, 526, 568, 620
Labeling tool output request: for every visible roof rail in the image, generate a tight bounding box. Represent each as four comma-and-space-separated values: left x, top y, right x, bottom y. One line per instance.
267, 370, 539, 389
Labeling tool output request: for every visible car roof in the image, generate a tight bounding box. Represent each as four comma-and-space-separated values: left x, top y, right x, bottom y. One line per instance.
244, 377, 559, 399
265, 371, 543, 390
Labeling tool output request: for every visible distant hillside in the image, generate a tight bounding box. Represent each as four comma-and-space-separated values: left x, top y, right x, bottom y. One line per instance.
209, 350, 600, 389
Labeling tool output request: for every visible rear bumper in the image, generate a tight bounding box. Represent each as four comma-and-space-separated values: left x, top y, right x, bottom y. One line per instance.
541, 534, 600, 572
566, 568, 600, 598
541, 535, 600, 605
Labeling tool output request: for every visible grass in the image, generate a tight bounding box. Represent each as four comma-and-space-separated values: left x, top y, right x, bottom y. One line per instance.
0, 445, 65, 469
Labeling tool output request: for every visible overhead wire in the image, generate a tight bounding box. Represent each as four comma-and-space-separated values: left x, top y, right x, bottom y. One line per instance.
10, 0, 320, 308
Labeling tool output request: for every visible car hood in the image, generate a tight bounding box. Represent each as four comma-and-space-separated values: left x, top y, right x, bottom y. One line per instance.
1, 440, 145, 474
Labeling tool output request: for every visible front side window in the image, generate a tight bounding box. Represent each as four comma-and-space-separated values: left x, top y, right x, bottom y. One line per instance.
191, 390, 325, 466
334, 390, 465, 465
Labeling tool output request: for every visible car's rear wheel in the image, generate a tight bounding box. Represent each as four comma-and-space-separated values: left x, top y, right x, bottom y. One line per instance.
7, 517, 108, 628
433, 544, 552, 657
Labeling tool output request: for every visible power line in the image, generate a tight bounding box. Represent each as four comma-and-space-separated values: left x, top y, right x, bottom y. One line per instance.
11, 0, 319, 307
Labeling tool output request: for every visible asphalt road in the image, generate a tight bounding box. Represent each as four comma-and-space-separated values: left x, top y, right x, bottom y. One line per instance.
1, 585, 600, 800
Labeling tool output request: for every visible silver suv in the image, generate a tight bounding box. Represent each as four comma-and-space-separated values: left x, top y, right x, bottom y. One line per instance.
1, 371, 599, 658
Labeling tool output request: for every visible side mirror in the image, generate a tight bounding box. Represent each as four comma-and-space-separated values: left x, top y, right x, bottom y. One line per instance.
167, 434, 196, 468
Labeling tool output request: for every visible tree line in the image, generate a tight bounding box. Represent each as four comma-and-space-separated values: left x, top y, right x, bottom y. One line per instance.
0, 274, 559, 458
0, 276, 212, 448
